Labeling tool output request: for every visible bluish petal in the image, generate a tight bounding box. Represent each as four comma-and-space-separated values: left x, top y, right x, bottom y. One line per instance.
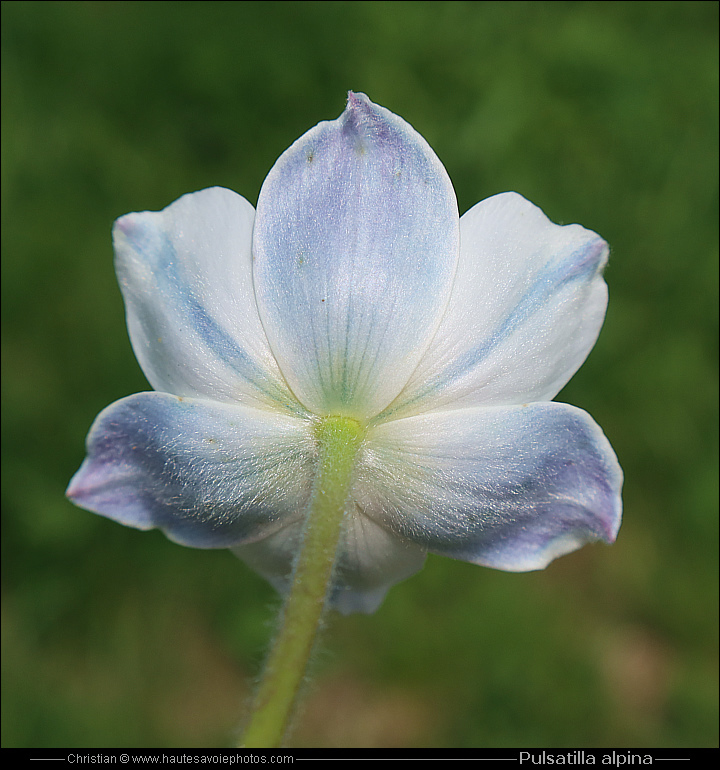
114, 187, 298, 412
233, 508, 426, 615
357, 403, 622, 571
384, 193, 609, 419
252, 92, 459, 419
66, 392, 315, 548
333, 508, 426, 614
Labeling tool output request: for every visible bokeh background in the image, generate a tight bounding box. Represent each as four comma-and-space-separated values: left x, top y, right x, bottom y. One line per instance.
2, 0, 717, 749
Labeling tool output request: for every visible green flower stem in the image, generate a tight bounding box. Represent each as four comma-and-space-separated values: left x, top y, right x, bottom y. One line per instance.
241, 415, 365, 748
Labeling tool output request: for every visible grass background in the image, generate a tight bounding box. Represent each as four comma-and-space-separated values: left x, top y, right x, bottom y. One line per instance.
2, 0, 717, 749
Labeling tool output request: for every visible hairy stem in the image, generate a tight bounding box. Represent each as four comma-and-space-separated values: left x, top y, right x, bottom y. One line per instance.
241, 415, 365, 747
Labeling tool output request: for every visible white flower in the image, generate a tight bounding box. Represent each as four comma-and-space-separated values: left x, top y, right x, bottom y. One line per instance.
67, 93, 622, 614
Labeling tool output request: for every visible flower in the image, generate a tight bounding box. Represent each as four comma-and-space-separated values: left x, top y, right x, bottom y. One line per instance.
67, 93, 622, 614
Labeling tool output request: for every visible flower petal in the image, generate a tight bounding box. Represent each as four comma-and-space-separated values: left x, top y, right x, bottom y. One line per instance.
252, 93, 459, 419
66, 392, 315, 548
383, 193, 609, 418
357, 403, 622, 571
114, 187, 298, 412
233, 510, 426, 614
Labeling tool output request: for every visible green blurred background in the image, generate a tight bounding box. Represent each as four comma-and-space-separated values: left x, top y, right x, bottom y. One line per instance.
2, 0, 717, 749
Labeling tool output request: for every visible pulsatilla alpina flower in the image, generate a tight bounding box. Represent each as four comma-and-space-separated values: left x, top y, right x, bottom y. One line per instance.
67, 93, 622, 614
